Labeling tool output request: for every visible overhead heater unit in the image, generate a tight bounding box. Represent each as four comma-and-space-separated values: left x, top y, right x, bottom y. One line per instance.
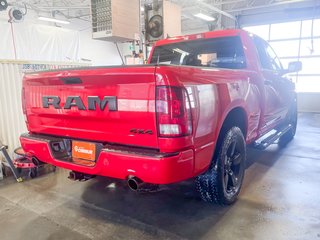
91, 0, 140, 42
145, 0, 181, 42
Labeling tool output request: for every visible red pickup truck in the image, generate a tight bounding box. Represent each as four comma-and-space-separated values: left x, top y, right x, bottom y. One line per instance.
20, 29, 301, 204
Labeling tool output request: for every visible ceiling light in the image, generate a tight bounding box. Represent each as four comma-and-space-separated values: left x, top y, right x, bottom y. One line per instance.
38, 16, 70, 24
194, 13, 215, 21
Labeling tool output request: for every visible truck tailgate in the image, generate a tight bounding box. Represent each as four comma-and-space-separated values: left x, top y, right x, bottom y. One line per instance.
23, 66, 158, 148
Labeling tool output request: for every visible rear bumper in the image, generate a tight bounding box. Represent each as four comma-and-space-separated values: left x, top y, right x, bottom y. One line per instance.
20, 133, 195, 184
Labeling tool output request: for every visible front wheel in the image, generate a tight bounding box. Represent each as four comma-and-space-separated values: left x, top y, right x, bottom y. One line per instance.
279, 99, 297, 147
195, 126, 246, 205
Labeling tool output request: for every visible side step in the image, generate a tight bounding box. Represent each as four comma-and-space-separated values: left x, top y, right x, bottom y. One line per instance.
252, 124, 292, 150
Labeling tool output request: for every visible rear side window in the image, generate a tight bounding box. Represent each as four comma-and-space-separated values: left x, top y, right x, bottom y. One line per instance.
150, 36, 246, 69
253, 37, 283, 71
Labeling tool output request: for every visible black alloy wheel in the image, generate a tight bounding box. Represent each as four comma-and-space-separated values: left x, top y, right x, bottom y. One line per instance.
196, 126, 246, 205
222, 138, 244, 199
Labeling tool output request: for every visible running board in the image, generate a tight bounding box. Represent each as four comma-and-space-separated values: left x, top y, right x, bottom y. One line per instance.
252, 125, 292, 150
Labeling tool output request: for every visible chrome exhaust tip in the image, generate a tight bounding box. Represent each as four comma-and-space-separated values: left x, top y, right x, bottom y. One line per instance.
68, 171, 94, 181
127, 177, 159, 192
127, 177, 142, 191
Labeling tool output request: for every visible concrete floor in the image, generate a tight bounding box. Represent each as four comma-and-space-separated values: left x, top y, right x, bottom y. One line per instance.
0, 113, 319, 240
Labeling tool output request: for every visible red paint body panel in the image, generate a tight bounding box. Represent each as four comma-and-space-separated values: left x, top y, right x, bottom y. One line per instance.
20, 29, 295, 184
20, 134, 194, 184
23, 66, 158, 148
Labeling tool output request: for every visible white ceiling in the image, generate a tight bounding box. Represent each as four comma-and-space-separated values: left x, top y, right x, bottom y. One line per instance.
22, 0, 91, 22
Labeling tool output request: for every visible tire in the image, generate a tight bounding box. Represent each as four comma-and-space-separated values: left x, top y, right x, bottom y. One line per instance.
195, 126, 246, 205
279, 99, 297, 147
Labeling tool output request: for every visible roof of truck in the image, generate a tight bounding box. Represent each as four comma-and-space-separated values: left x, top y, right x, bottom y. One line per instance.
154, 29, 247, 47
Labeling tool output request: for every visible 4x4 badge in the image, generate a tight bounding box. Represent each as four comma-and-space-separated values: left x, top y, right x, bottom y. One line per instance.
130, 129, 154, 135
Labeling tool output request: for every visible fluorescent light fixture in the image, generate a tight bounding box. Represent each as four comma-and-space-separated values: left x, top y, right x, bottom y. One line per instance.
38, 16, 70, 24
194, 13, 215, 21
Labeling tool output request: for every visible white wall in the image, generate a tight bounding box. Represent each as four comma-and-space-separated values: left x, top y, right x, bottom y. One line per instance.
0, 7, 122, 66
78, 28, 123, 66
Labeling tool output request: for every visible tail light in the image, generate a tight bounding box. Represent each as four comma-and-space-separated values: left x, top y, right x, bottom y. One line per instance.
21, 87, 28, 125
156, 86, 192, 137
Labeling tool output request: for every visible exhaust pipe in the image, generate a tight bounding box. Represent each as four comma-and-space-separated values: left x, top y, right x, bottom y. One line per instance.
127, 176, 159, 192
127, 177, 142, 191
68, 171, 78, 181
68, 171, 94, 181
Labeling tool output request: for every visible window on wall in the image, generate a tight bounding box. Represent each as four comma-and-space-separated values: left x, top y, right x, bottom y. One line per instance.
244, 19, 320, 93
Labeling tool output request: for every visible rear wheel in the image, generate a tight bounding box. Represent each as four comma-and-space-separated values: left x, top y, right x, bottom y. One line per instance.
195, 126, 246, 205
279, 100, 297, 147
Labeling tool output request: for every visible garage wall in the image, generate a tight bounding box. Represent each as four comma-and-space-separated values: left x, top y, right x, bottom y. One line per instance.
78, 28, 123, 66
298, 93, 320, 113
0, 9, 123, 66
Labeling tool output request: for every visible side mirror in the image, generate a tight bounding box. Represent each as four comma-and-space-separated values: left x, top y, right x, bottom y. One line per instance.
287, 61, 302, 73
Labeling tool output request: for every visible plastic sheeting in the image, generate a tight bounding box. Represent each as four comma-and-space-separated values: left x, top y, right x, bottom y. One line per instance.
0, 21, 80, 62
0, 62, 26, 156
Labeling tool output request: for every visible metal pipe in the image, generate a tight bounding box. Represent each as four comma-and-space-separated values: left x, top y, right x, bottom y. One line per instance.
0, 142, 23, 182
33, 6, 90, 10
68, 171, 77, 180
68, 171, 94, 181
127, 176, 142, 191
127, 176, 159, 192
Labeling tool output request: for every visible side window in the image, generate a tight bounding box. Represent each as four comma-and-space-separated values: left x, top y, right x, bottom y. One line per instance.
150, 37, 246, 69
254, 37, 283, 71
265, 43, 283, 71
254, 38, 270, 69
